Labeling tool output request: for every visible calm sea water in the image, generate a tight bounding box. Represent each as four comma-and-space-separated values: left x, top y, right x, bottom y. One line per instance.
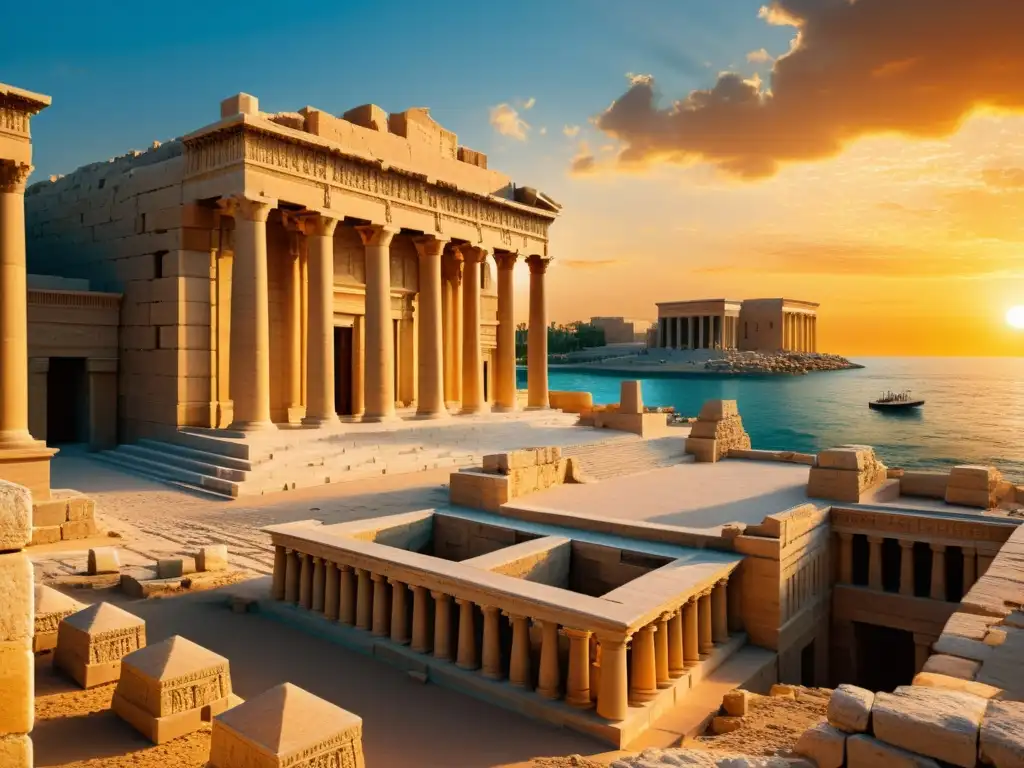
517, 357, 1024, 481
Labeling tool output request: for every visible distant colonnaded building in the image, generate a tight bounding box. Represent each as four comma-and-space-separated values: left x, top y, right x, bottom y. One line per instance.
655, 298, 819, 353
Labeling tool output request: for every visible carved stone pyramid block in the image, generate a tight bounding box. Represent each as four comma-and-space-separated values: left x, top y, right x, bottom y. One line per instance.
209, 682, 365, 768
112, 635, 235, 744
54, 602, 145, 688
33, 585, 84, 653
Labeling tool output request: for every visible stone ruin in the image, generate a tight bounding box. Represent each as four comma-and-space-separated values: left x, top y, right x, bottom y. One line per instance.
54, 601, 147, 688
685, 400, 752, 462
806, 445, 888, 504
449, 446, 582, 512
33, 584, 83, 652
0, 480, 33, 766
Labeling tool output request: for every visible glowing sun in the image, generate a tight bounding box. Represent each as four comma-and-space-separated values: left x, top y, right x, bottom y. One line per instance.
1008, 306, 1024, 330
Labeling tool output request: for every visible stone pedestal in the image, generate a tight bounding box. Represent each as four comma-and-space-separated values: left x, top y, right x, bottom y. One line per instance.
209, 682, 365, 768
54, 602, 146, 688
807, 445, 888, 503
33, 585, 84, 653
112, 635, 236, 744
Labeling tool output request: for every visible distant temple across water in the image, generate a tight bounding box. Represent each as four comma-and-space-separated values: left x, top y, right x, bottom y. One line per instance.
655, 298, 819, 352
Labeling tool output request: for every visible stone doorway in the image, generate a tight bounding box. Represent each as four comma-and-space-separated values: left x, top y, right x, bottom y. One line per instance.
46, 357, 88, 443
334, 327, 354, 416
853, 622, 915, 693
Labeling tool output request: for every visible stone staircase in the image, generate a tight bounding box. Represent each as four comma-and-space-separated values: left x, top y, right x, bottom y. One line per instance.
562, 433, 689, 482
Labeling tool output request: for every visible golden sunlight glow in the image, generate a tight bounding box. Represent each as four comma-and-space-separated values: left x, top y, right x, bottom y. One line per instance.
1007, 306, 1024, 330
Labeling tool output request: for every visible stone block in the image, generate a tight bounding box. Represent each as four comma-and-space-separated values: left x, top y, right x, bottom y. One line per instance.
807, 467, 864, 503
818, 447, 874, 472
112, 635, 233, 744
947, 465, 1000, 491
911, 671, 1002, 699
0, 643, 33, 736
0, 553, 33, 644
156, 559, 184, 579
208, 682, 365, 768
871, 685, 987, 768
846, 734, 940, 768
828, 684, 874, 734
29, 525, 61, 546
698, 399, 738, 421
980, 699, 1024, 768
689, 420, 721, 439
795, 722, 846, 768
921, 654, 981, 681
711, 715, 743, 734
685, 437, 719, 463
61, 519, 97, 540
54, 602, 146, 688
88, 547, 121, 574
34, 585, 84, 653
0, 480, 33, 550
32, 498, 68, 528
770, 684, 798, 700
197, 545, 229, 572
945, 485, 994, 509
221, 93, 259, 118
620, 381, 643, 415
722, 689, 749, 717
900, 471, 949, 499
494, 449, 539, 472
0, 734, 31, 768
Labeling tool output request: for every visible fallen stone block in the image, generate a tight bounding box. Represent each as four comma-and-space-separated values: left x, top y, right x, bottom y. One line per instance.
54, 602, 146, 688
34, 585, 85, 653
156, 559, 184, 579
112, 635, 235, 744
208, 682, 365, 768
980, 699, 1024, 768
770, 684, 798, 700
0, 480, 33, 550
29, 525, 62, 546
0, 734, 32, 768
846, 734, 940, 767
197, 545, 229, 572
722, 689, 749, 717
33, 498, 69, 527
61, 519, 97, 540
87, 547, 121, 575
871, 685, 987, 768
921, 653, 981, 681
828, 684, 874, 733
912, 671, 1001, 699
711, 716, 743, 734
794, 722, 845, 768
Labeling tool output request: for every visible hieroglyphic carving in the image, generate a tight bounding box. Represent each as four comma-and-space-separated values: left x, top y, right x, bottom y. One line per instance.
89, 627, 145, 663
830, 507, 1014, 544
0, 106, 29, 135
184, 130, 552, 239
36, 609, 79, 634
164, 676, 227, 715
282, 728, 364, 768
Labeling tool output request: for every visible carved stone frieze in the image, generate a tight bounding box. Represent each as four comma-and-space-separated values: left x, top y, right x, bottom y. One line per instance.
0, 106, 29, 136
830, 507, 1014, 544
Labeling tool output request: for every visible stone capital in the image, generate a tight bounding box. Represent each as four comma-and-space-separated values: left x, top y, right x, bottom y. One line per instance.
560, 627, 592, 641
413, 234, 447, 258
838, 531, 853, 542
386, 577, 404, 587
455, 597, 475, 607
442, 252, 464, 283
338, 564, 353, 573
930, 543, 947, 553
456, 244, 489, 263
526, 254, 550, 274
299, 212, 338, 238
430, 590, 451, 601
635, 623, 657, 635
0, 161, 32, 193
493, 250, 519, 271
370, 572, 385, 582
219, 195, 274, 222
355, 223, 398, 247
717, 578, 729, 588
867, 535, 884, 545
480, 604, 501, 616
658, 612, 674, 623
898, 539, 915, 549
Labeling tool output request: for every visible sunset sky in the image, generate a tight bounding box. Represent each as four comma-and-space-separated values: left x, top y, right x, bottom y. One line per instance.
5, 0, 1024, 356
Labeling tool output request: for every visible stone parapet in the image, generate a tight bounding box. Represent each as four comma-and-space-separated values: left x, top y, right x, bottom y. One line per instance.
451, 446, 581, 512
806, 446, 887, 503
945, 465, 1005, 509
685, 399, 750, 463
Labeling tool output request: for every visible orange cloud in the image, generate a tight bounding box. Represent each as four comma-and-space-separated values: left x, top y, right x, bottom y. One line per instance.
586, 0, 1024, 178
559, 258, 622, 270
982, 167, 1024, 188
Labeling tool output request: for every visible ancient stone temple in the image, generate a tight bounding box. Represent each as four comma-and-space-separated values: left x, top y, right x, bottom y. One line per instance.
656, 298, 819, 353
25, 93, 560, 444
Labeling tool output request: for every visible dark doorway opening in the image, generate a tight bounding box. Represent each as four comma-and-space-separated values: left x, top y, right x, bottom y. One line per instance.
47, 357, 88, 444
334, 327, 354, 416
393, 320, 400, 396
483, 360, 489, 402
800, 640, 816, 686
854, 622, 915, 692
851, 533, 869, 586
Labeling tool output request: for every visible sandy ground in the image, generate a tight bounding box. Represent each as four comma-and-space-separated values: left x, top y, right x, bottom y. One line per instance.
692, 689, 830, 758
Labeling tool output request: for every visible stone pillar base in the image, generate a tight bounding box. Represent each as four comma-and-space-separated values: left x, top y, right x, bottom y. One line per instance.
286, 406, 307, 425
360, 413, 402, 424
0, 444, 58, 501
415, 410, 450, 421
226, 420, 278, 433
460, 403, 492, 417
301, 414, 340, 428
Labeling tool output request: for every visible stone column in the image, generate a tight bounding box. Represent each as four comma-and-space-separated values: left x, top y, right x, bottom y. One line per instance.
371, 574, 390, 637
654, 615, 671, 688
537, 620, 561, 699
596, 636, 629, 721
526, 255, 550, 409
460, 246, 488, 414
456, 599, 478, 669
339, 566, 356, 625
284, 550, 299, 604
284, 227, 304, 423
324, 562, 339, 620
356, 225, 398, 421
812, 316, 818, 352
899, 540, 915, 596
272, 546, 287, 600
311, 557, 325, 612
697, 316, 705, 349
410, 586, 431, 653
352, 316, 365, 417
481, 606, 503, 680
355, 568, 373, 630
302, 215, 339, 426
667, 610, 685, 677
494, 251, 518, 411
508, 613, 532, 688
698, 591, 714, 655
227, 196, 276, 431
432, 591, 453, 661
712, 580, 729, 643
930, 544, 947, 601
389, 579, 409, 644
868, 536, 884, 590
564, 629, 592, 708
683, 598, 700, 666
963, 547, 977, 593
629, 624, 658, 703
298, 554, 313, 610
412, 235, 448, 418
838, 532, 853, 584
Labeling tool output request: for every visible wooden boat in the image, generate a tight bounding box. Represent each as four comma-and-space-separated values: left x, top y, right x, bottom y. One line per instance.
869, 390, 924, 411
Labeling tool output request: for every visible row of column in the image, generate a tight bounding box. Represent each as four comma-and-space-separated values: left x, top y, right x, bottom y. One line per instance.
659, 315, 737, 350
271, 547, 731, 722
224, 197, 551, 431
836, 532, 985, 601
783, 312, 816, 353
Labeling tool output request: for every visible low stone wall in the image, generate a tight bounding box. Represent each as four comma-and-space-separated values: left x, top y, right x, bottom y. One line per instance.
30, 491, 98, 545
449, 447, 582, 513
728, 449, 817, 466
899, 469, 949, 499
549, 390, 593, 414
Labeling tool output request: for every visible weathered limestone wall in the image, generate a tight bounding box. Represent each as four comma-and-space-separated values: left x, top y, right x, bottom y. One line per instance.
431, 515, 537, 561
568, 541, 673, 597
461, 536, 571, 587
0, 480, 35, 766
449, 447, 582, 512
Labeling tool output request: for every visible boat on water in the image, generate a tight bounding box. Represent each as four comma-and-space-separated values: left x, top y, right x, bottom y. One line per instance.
869, 389, 925, 411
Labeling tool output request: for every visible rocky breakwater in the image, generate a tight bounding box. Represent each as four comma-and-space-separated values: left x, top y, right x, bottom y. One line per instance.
704, 351, 862, 376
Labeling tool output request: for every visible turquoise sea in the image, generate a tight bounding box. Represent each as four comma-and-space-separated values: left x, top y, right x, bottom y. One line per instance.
518, 357, 1024, 481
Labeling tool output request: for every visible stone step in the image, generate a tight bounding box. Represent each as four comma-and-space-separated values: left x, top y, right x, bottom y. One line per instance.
97, 450, 240, 497
119, 444, 249, 482
93, 452, 237, 501
137, 439, 255, 472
